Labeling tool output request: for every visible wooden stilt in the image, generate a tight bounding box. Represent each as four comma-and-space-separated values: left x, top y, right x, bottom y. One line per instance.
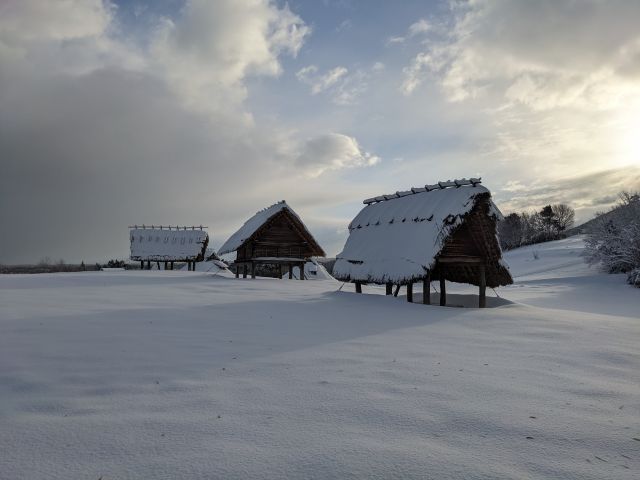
147, 260, 151, 270
235, 264, 240, 278
385, 283, 392, 295
299, 263, 304, 280
355, 281, 362, 293
423, 274, 431, 305
439, 274, 446, 306
479, 264, 486, 308
171, 262, 174, 270
157, 261, 161, 270
288, 264, 293, 279
140, 260, 144, 270
164, 261, 168, 270
407, 282, 413, 303
251, 262, 256, 279
393, 285, 400, 297
243, 264, 248, 278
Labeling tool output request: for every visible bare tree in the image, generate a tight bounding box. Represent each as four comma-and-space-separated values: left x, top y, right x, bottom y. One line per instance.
551, 204, 575, 232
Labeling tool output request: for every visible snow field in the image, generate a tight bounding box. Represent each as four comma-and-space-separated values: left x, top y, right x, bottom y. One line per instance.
1, 237, 639, 479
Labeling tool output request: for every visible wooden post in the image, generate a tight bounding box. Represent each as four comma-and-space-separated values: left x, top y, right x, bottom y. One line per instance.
355, 281, 362, 293
393, 285, 400, 297
407, 282, 413, 303
288, 264, 293, 279
157, 261, 161, 270
479, 264, 486, 308
164, 261, 168, 270
147, 260, 151, 270
171, 262, 174, 270
251, 262, 256, 279
385, 283, 392, 295
140, 260, 144, 270
235, 264, 240, 278
243, 264, 248, 278
299, 263, 304, 280
439, 274, 446, 306
423, 274, 431, 305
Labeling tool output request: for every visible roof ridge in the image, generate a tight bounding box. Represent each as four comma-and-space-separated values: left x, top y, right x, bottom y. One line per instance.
362, 178, 482, 205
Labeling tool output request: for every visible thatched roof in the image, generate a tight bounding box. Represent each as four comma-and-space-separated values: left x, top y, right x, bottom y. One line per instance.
333, 179, 512, 286
130, 228, 209, 261
219, 201, 325, 256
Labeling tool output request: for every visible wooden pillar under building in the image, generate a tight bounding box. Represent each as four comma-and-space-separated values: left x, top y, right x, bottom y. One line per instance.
385, 283, 392, 295
423, 274, 431, 305
235, 265, 240, 278
140, 260, 144, 270
288, 264, 293, 279
439, 274, 446, 306
146, 260, 151, 270
479, 264, 486, 308
393, 284, 400, 297
170, 262, 174, 270
355, 281, 362, 293
407, 282, 413, 303
157, 261, 161, 270
299, 263, 304, 280
251, 262, 256, 279
164, 261, 168, 270
243, 264, 248, 278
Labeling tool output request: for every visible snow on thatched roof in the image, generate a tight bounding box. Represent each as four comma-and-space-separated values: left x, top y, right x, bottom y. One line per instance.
130, 228, 208, 261
333, 179, 504, 284
219, 201, 322, 255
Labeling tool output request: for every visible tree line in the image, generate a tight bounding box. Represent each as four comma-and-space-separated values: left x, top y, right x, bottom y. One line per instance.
498, 204, 575, 251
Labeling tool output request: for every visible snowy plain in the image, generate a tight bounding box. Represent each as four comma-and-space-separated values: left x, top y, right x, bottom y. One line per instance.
1, 236, 639, 479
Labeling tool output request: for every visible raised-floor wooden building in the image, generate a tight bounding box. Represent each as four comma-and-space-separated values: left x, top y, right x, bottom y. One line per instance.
129, 225, 209, 271
332, 179, 512, 307
219, 201, 325, 280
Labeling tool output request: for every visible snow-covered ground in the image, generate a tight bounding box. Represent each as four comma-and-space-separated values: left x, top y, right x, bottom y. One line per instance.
1, 237, 639, 479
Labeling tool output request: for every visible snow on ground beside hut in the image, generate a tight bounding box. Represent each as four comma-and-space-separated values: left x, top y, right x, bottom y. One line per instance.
280, 258, 334, 280
1, 236, 639, 479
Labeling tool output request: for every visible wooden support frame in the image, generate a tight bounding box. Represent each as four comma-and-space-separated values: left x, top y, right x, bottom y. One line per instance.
479, 263, 486, 308
407, 282, 413, 303
423, 273, 431, 305
385, 283, 392, 295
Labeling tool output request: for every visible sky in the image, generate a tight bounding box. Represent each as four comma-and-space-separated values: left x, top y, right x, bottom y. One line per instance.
1, 0, 640, 264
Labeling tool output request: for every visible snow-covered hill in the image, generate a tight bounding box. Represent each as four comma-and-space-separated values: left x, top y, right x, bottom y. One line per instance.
1, 237, 638, 479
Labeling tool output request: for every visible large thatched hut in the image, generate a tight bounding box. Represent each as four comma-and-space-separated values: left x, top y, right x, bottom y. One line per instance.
219, 201, 325, 279
332, 179, 512, 307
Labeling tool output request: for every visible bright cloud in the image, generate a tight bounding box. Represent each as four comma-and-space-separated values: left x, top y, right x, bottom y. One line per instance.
297, 133, 381, 177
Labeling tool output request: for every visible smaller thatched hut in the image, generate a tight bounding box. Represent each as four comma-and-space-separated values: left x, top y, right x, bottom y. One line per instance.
332, 179, 512, 307
219, 201, 325, 279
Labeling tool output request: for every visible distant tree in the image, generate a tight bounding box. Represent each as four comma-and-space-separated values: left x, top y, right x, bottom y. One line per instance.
80, 261, 86, 271
551, 204, 575, 233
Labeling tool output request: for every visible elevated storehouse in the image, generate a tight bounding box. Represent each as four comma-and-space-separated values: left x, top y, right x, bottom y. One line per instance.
130, 225, 209, 270
219, 201, 325, 279
332, 179, 512, 307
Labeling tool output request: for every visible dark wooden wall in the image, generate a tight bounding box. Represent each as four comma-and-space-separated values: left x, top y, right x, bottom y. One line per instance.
236, 212, 315, 261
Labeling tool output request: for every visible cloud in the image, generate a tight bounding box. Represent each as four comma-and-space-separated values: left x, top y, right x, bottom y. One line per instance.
296, 65, 348, 94
152, 0, 310, 113
296, 133, 381, 177
296, 63, 384, 105
401, 0, 640, 108
0, 0, 377, 263
386, 18, 430, 46
494, 166, 640, 222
